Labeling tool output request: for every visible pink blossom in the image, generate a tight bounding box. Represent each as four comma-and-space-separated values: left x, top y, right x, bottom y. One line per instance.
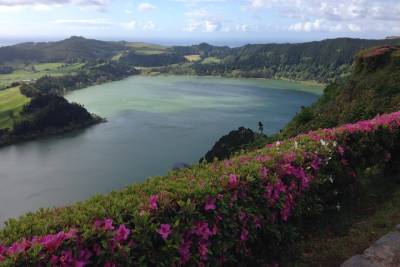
115, 224, 130, 242
149, 195, 158, 210
229, 174, 238, 188
204, 197, 216, 211
260, 167, 269, 178
198, 241, 209, 261
240, 229, 249, 241
194, 221, 214, 240
179, 239, 192, 265
104, 219, 114, 231
158, 224, 172, 240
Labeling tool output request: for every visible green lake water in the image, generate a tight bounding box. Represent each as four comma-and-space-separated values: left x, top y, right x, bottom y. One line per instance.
0, 75, 322, 224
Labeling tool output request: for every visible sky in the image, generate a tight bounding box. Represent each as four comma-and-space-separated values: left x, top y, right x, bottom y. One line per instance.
0, 0, 399, 45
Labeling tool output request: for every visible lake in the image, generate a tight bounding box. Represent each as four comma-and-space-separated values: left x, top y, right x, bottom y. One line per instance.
0, 76, 321, 224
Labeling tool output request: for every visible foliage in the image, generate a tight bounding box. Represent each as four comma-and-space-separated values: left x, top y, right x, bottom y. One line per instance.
281, 45, 400, 138
201, 127, 261, 163
1, 110, 400, 266
120, 52, 186, 67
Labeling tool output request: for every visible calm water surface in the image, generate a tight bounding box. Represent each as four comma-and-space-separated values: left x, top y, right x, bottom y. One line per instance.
0, 76, 321, 224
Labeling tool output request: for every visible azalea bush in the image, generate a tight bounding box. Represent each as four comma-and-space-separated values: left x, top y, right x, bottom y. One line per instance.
1, 111, 400, 266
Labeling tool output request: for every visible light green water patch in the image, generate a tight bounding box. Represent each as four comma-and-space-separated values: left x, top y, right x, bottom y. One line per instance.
67, 75, 322, 117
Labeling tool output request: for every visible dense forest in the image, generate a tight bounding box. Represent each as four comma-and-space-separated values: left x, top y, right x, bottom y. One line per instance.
119, 52, 186, 67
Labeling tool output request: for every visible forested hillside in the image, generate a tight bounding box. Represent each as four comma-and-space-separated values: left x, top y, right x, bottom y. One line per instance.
0, 36, 126, 63
164, 38, 400, 83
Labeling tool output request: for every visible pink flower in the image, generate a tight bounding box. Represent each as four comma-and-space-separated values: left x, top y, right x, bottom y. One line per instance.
149, 195, 158, 210
260, 167, 269, 178
194, 222, 214, 240
204, 197, 216, 211
311, 157, 321, 170
65, 228, 78, 239
240, 229, 249, 241
115, 224, 130, 242
229, 174, 238, 188
39, 232, 66, 251
179, 239, 192, 264
198, 241, 209, 261
104, 219, 114, 231
158, 224, 172, 240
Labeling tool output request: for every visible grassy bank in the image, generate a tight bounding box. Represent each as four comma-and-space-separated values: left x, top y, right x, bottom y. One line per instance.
0, 87, 29, 129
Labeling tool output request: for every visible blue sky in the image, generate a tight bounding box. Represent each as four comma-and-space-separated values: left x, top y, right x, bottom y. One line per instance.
0, 0, 399, 45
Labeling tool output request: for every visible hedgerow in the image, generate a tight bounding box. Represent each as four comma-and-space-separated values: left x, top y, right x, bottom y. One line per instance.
1, 111, 400, 266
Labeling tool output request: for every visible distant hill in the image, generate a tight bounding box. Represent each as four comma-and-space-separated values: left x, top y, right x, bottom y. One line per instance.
2, 36, 400, 83
281, 45, 400, 137
166, 38, 400, 83
0, 36, 126, 63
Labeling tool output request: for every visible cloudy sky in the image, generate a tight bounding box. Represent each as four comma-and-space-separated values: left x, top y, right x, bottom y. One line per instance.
0, 0, 399, 44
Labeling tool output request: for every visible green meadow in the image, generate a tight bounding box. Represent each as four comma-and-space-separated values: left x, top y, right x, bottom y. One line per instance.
0, 62, 84, 88
0, 87, 29, 129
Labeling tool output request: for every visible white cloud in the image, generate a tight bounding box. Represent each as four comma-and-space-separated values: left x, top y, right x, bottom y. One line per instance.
53, 18, 158, 32
204, 20, 220, 32
347, 23, 361, 32
0, 0, 110, 7
183, 19, 221, 32
142, 20, 155, 31
137, 2, 156, 12
247, 0, 400, 22
289, 20, 322, 32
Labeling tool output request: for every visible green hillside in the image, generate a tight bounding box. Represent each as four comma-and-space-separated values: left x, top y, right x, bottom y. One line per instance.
0, 87, 29, 129
165, 38, 400, 83
0, 36, 126, 63
281, 45, 400, 138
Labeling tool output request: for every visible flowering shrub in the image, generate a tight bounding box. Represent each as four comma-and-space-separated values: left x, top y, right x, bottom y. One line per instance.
1, 111, 400, 266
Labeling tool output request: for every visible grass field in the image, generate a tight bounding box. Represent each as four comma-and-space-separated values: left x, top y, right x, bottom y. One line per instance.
184, 54, 202, 62
0, 63, 84, 88
201, 56, 222, 64
0, 87, 29, 129
126, 42, 168, 55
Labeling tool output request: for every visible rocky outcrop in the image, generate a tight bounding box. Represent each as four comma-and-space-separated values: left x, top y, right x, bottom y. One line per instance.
341, 225, 400, 267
